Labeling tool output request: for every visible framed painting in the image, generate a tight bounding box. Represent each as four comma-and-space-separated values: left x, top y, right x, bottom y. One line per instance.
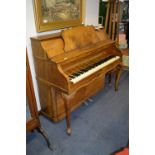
33, 0, 84, 32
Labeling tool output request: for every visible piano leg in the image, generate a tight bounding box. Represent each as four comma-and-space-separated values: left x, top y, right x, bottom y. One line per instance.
62, 93, 72, 135
115, 65, 122, 91
108, 71, 112, 86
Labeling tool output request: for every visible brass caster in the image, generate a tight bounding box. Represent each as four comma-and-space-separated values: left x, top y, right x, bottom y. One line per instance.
67, 128, 72, 136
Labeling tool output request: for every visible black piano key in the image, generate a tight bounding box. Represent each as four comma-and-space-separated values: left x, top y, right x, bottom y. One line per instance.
72, 73, 80, 76
69, 75, 75, 78
81, 69, 88, 72
78, 71, 84, 74
69, 55, 117, 80
69, 75, 75, 79
73, 72, 83, 76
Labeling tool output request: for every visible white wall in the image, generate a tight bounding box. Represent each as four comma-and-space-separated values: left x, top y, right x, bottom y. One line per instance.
26, 0, 99, 110
84, 0, 99, 26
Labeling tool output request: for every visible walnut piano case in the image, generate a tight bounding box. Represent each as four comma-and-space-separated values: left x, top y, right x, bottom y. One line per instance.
31, 26, 122, 126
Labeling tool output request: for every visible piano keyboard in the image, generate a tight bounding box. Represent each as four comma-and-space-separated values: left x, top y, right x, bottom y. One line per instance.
69, 55, 120, 84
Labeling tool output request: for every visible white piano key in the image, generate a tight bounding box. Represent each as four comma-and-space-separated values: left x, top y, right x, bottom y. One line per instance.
70, 56, 120, 84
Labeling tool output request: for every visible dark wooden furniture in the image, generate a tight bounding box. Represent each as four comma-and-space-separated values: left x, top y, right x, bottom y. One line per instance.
31, 26, 122, 135
26, 52, 52, 150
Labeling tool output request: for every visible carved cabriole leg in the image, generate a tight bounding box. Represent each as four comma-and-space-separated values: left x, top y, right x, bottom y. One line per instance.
115, 65, 122, 91
62, 93, 72, 135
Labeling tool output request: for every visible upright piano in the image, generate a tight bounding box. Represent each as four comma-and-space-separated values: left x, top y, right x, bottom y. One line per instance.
31, 26, 122, 135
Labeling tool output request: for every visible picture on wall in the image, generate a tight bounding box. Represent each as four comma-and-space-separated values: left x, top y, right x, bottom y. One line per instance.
33, 0, 83, 32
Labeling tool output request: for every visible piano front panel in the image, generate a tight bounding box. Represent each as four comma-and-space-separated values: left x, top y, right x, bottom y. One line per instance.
49, 74, 105, 121
51, 39, 115, 64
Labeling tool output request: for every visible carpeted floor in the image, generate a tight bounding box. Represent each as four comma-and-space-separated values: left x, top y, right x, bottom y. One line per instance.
26, 70, 129, 155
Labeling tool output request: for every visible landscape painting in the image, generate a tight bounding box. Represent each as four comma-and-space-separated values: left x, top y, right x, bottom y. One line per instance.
33, 0, 83, 32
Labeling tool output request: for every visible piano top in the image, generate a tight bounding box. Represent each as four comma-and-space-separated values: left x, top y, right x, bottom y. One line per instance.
31, 32, 61, 41
31, 26, 115, 63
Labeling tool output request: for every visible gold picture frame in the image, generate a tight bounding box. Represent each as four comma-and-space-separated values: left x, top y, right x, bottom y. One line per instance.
33, 0, 84, 32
